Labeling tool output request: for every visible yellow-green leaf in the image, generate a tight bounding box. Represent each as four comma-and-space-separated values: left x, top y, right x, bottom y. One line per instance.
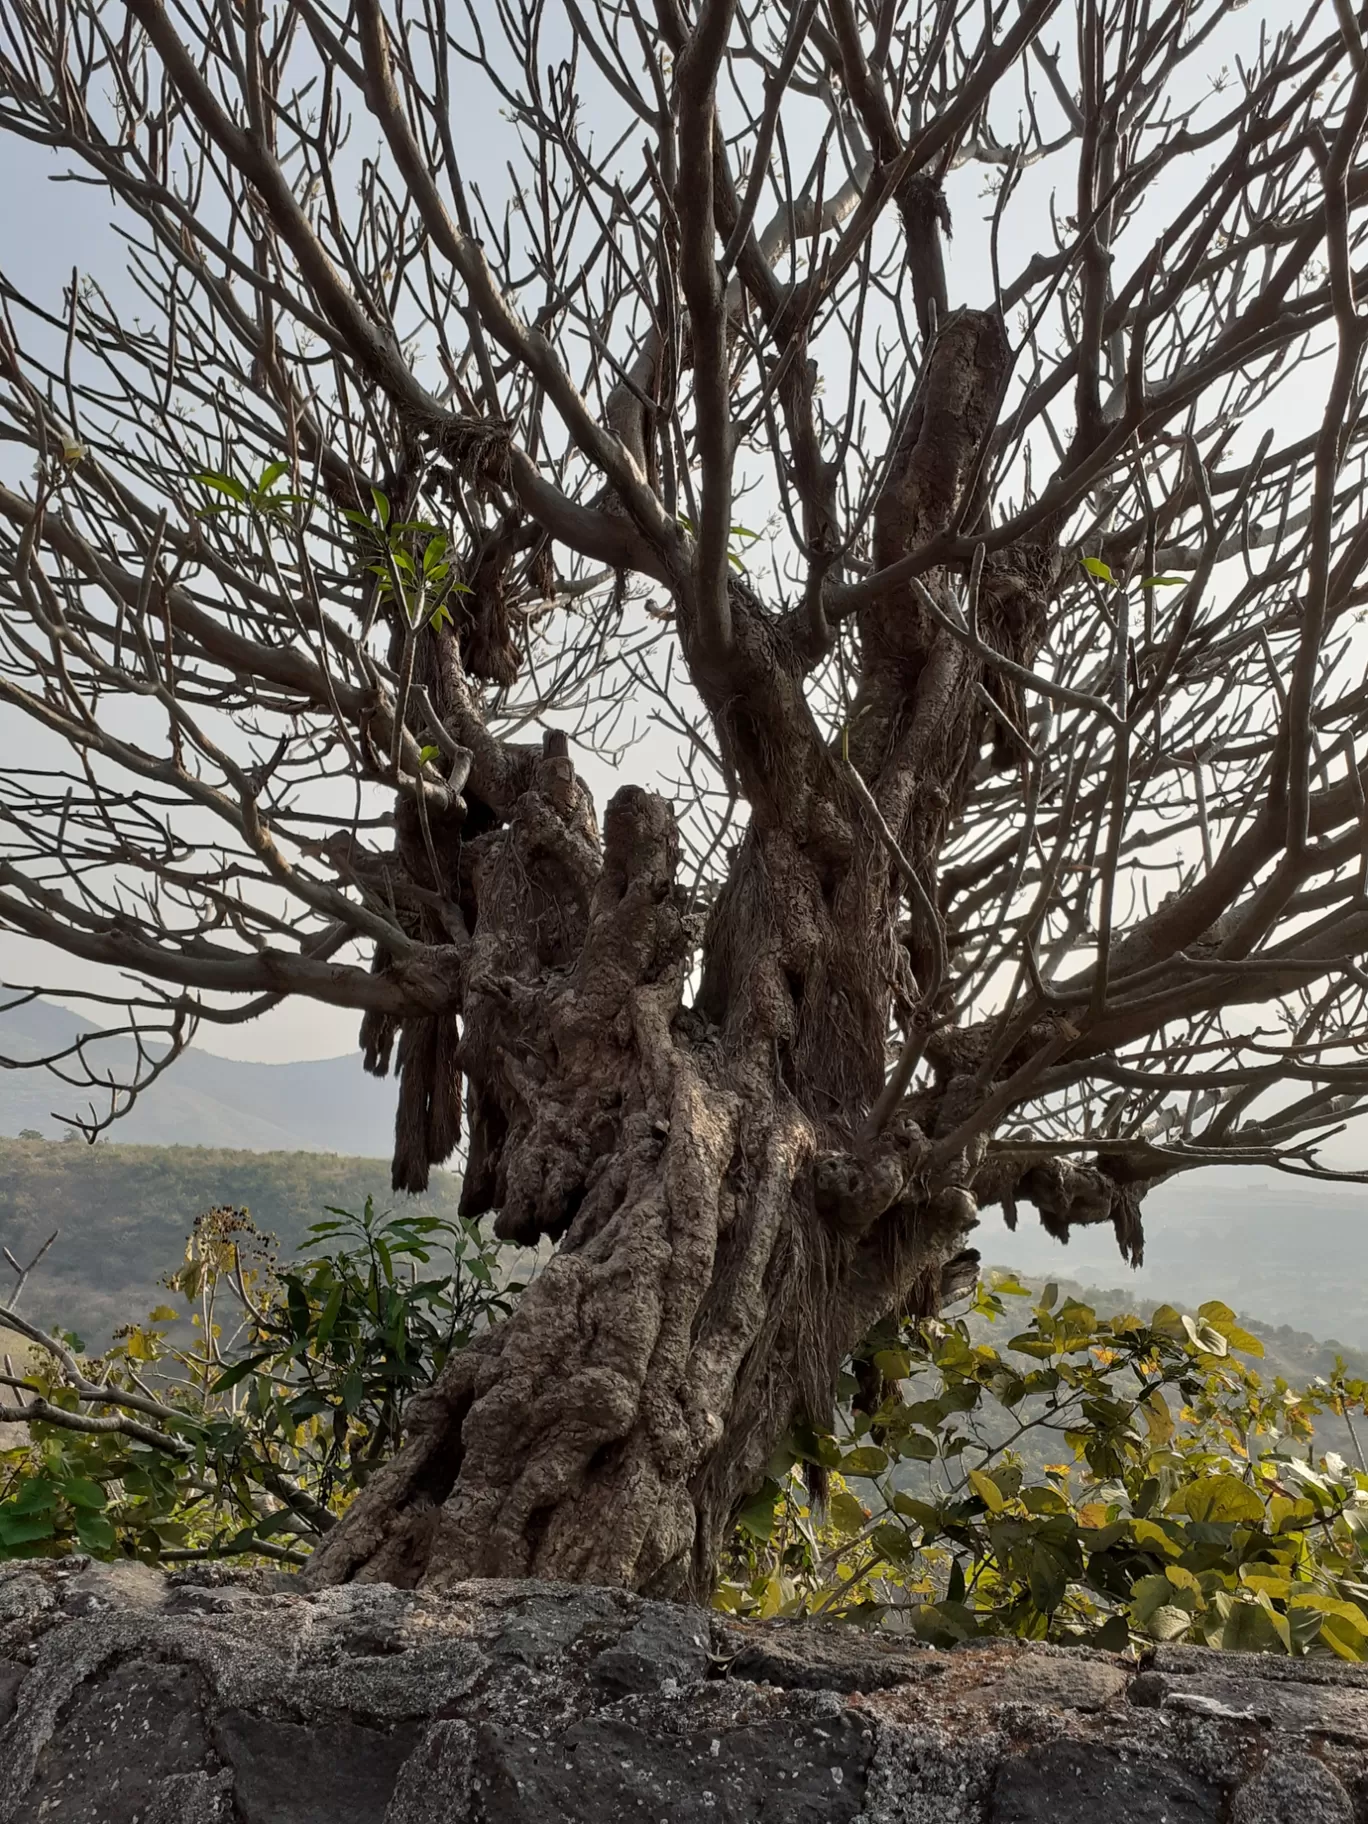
1167, 1474, 1264, 1524
828, 1491, 870, 1537
841, 1446, 889, 1477
968, 1468, 1005, 1513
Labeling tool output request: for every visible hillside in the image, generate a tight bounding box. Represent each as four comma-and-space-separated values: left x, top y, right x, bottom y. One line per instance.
0, 996, 396, 1156
3, 1000, 1366, 1349
0, 1131, 1361, 1448
0, 1138, 461, 1345
985, 1177, 1368, 1352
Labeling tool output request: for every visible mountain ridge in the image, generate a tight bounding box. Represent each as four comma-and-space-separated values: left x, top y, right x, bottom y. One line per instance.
0, 995, 397, 1156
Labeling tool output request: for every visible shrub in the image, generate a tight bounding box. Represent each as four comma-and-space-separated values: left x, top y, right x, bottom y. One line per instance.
4, 1234, 1367, 1658
718, 1276, 1368, 1659
0, 1201, 517, 1565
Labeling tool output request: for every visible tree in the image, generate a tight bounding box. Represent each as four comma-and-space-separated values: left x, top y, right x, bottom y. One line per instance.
0, 0, 1366, 1601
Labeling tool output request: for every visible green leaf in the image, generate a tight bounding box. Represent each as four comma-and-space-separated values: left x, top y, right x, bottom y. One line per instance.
1028, 1542, 1069, 1613
0, 1510, 55, 1547
371, 487, 391, 529
891, 1494, 941, 1530
75, 1514, 118, 1554
736, 1479, 781, 1542
194, 472, 248, 504
315, 1282, 346, 1348
871, 1523, 915, 1563
418, 744, 442, 766
1007, 1334, 1057, 1360
828, 1490, 870, 1536
1081, 556, 1115, 584
11, 1479, 57, 1513
892, 1430, 938, 1463
1093, 1612, 1131, 1653
1020, 1485, 1069, 1516
967, 1468, 1006, 1513
146, 1305, 180, 1323
840, 1446, 889, 1477
1197, 1300, 1264, 1357
1219, 1599, 1288, 1655
254, 460, 289, 499
62, 1477, 107, 1511
1140, 574, 1186, 587
1167, 1474, 1264, 1524
210, 1350, 273, 1395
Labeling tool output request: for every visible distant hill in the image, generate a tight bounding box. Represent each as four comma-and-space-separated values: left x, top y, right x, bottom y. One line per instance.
1, 1003, 1365, 1349
985, 1176, 1368, 1352
0, 1137, 460, 1345
0, 996, 397, 1156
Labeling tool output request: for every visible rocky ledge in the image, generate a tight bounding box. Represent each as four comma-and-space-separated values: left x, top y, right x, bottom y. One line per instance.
0, 1559, 1366, 1821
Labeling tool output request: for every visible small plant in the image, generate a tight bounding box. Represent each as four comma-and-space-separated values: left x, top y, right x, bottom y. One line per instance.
343, 488, 471, 630
716, 1276, 1368, 1660
0, 1200, 519, 1566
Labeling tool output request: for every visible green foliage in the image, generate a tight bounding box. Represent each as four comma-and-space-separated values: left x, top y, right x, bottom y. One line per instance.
675, 512, 762, 572
193, 459, 306, 521
0, 1139, 466, 1346
1080, 554, 1187, 591
715, 1276, 1368, 1660
7, 1221, 1368, 1662
0, 1201, 516, 1567
342, 493, 470, 631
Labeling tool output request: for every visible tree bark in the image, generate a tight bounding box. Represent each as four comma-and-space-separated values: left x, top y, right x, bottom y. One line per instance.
305, 310, 1135, 1601
304, 767, 979, 1600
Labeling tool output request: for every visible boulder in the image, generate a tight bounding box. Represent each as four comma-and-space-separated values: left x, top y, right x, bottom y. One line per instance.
0, 1558, 1365, 1821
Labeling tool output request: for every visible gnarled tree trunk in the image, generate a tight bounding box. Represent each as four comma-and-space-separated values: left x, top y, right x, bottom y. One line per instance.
305, 311, 1148, 1602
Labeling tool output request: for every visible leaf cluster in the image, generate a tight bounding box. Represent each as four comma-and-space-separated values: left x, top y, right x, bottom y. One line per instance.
0, 1200, 517, 1566
7, 1229, 1368, 1663
717, 1278, 1368, 1660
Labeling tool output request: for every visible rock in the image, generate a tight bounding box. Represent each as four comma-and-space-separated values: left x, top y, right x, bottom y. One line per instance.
212, 1710, 423, 1823
473, 1711, 875, 1822
961, 1651, 1127, 1714
589, 1604, 712, 1696
991, 1740, 1219, 1823
1, 1560, 1368, 1821
12, 1659, 213, 1824
0, 1661, 25, 1729
1130, 1650, 1368, 1742
718, 1618, 945, 1693
1229, 1752, 1354, 1824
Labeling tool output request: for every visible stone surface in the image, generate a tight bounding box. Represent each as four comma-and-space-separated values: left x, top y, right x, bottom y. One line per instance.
0, 1660, 25, 1729
991, 1739, 1218, 1823
1228, 1751, 1355, 1824
1, 1560, 1367, 1821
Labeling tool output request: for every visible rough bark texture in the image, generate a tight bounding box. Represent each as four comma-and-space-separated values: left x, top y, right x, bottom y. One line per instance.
307, 306, 1136, 1603
2, 1559, 1364, 1823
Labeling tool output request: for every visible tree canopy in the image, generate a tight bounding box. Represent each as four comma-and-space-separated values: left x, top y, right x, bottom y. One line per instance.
1, 0, 1368, 1596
